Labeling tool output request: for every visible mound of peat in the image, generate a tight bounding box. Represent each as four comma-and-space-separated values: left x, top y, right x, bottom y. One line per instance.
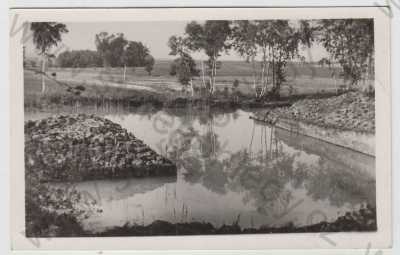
24, 114, 176, 181
272, 91, 375, 133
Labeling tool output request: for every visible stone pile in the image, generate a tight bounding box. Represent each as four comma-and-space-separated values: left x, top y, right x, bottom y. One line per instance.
25, 114, 177, 181
273, 92, 375, 133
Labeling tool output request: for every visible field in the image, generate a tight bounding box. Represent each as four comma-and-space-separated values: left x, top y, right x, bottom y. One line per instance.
25, 59, 374, 111
42, 59, 358, 96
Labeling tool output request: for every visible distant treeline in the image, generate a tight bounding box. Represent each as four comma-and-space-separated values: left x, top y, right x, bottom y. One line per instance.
56, 33, 155, 75
57, 50, 103, 68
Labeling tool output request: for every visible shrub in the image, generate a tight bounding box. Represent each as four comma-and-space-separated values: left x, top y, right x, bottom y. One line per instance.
223, 87, 229, 98
363, 84, 375, 98
75, 85, 86, 91
233, 79, 239, 89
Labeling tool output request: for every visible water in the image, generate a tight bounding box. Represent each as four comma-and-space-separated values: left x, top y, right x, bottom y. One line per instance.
26, 107, 376, 232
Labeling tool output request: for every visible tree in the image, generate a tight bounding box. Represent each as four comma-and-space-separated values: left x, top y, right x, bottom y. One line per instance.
231, 21, 258, 96
95, 32, 128, 67
125, 41, 149, 66
108, 33, 128, 67
122, 41, 150, 81
232, 20, 304, 98
168, 35, 199, 96
298, 20, 317, 49
233, 79, 240, 90
144, 55, 155, 75
184, 21, 231, 95
317, 19, 374, 87
95, 32, 113, 67
57, 50, 102, 68
30, 22, 68, 93
169, 53, 199, 96
95, 34, 153, 81
318, 57, 331, 68
254, 20, 275, 96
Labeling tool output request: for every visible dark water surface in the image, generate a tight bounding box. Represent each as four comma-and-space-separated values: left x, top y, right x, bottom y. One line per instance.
26, 107, 376, 232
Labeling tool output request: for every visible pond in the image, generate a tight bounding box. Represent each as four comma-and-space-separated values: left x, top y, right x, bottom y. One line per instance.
26, 107, 376, 233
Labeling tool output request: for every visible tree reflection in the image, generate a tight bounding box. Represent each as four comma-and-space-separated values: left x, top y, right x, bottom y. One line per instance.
166, 114, 375, 215
224, 150, 296, 216
203, 159, 228, 194
304, 159, 376, 207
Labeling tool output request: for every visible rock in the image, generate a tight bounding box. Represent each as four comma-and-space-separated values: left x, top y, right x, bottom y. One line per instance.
25, 114, 177, 181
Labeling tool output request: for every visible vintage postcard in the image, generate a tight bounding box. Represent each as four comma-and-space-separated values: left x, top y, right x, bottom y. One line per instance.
10, 7, 391, 250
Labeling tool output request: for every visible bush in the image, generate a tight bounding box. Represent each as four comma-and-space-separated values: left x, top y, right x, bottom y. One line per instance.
223, 87, 229, 98
233, 79, 239, 89
363, 84, 375, 98
75, 85, 86, 91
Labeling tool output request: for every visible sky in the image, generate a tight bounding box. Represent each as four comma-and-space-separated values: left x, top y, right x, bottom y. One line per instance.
24, 21, 329, 62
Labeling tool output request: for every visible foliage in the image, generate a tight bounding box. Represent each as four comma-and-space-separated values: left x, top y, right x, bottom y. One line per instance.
233, 79, 240, 89
169, 53, 199, 85
123, 41, 150, 67
232, 20, 307, 98
30, 60, 37, 68
94, 32, 154, 76
168, 35, 191, 56
298, 20, 318, 48
144, 54, 155, 75
168, 35, 199, 87
57, 50, 103, 67
30, 22, 69, 93
184, 21, 232, 94
317, 19, 374, 86
318, 57, 331, 67
231, 21, 258, 61
30, 22, 69, 56
95, 32, 128, 67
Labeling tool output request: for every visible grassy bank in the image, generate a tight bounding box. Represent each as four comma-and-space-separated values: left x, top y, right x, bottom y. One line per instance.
30, 204, 377, 237
96, 205, 376, 236
24, 70, 170, 110
25, 69, 349, 113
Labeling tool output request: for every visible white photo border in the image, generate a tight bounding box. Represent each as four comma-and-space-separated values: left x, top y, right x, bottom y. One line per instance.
9, 7, 392, 251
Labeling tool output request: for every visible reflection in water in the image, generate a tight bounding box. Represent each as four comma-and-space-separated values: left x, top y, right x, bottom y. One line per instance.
28, 107, 375, 232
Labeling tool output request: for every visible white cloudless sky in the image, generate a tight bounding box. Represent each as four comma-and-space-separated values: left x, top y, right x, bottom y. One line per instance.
25, 21, 329, 62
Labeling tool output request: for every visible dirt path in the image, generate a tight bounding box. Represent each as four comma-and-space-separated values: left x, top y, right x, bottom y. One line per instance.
55, 77, 160, 93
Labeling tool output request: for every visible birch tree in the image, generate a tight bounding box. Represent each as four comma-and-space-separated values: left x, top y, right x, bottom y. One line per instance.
317, 19, 374, 88
168, 35, 199, 96
184, 21, 231, 95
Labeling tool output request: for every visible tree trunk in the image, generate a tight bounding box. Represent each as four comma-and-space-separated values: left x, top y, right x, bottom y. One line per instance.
190, 79, 194, 97
265, 60, 271, 91
210, 58, 215, 94
261, 61, 265, 97
213, 58, 217, 93
334, 73, 337, 94
272, 49, 275, 93
201, 60, 206, 88
260, 47, 267, 97
41, 57, 46, 93
123, 65, 127, 82
251, 55, 257, 97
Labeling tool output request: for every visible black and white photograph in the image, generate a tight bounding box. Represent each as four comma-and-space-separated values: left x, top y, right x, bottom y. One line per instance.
9, 7, 392, 250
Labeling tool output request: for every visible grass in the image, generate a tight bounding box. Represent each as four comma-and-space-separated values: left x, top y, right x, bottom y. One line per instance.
24, 70, 173, 111
48, 60, 341, 77
45, 59, 353, 97
24, 60, 355, 112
